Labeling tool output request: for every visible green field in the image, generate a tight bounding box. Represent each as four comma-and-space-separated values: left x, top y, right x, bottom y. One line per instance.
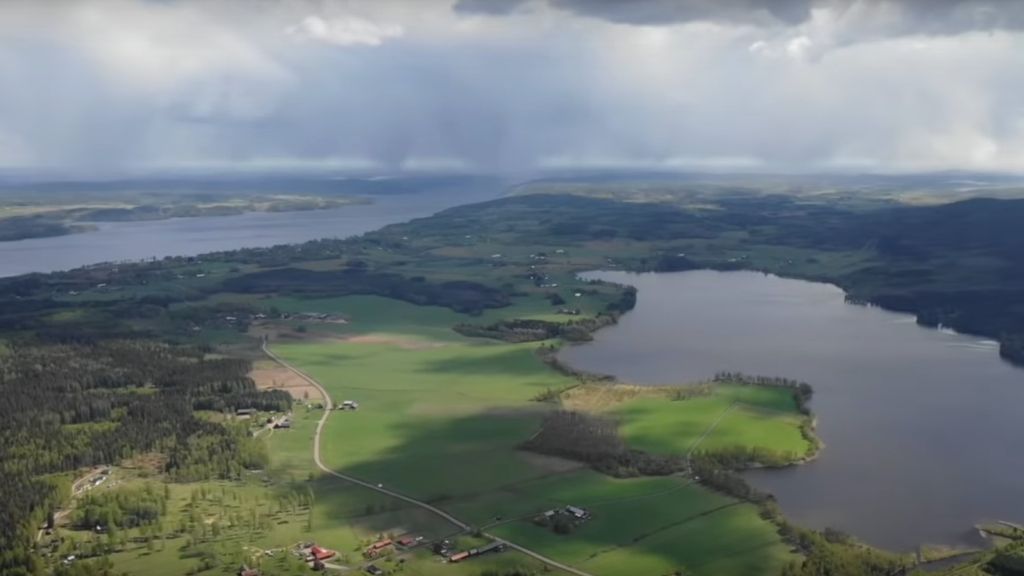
490, 471, 795, 575
267, 294, 809, 576
611, 387, 810, 457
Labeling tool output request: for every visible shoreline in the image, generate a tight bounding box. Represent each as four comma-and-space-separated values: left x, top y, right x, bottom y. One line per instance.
551, 268, 1007, 559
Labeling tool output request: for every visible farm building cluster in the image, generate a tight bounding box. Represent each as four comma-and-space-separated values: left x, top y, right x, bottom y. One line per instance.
292, 541, 338, 570
363, 534, 424, 559
533, 504, 592, 534
282, 534, 504, 573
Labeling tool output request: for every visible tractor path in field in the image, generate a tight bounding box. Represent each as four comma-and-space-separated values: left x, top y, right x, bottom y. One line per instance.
262, 338, 595, 576
686, 401, 739, 458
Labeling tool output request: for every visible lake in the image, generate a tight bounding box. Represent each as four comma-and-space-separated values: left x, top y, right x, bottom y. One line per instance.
0, 189, 493, 278
560, 269, 1024, 551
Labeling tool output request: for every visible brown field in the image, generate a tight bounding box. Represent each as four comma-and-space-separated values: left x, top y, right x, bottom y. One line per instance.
340, 333, 447, 350
249, 359, 320, 401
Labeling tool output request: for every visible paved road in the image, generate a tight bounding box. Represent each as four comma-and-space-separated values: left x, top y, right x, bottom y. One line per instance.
262, 340, 595, 576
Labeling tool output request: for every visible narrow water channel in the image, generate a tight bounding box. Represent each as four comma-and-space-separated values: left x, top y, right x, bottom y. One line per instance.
559, 270, 1024, 551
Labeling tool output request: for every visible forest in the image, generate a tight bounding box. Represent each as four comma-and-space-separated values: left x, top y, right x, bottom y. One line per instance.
223, 267, 511, 315
0, 340, 289, 575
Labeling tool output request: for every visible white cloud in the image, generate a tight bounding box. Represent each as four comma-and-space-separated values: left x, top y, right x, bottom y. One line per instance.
66, 1, 289, 93
786, 35, 813, 59
287, 14, 404, 47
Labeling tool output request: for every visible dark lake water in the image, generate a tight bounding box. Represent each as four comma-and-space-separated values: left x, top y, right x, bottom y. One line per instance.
0, 189, 492, 278
560, 269, 1024, 551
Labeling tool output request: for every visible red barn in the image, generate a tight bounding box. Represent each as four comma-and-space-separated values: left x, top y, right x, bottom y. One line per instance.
449, 551, 470, 563
310, 546, 335, 561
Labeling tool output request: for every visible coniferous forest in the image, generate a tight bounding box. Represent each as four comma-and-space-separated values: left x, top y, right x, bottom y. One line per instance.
0, 340, 289, 575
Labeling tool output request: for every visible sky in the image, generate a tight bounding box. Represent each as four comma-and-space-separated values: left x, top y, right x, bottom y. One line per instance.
1, 0, 1024, 176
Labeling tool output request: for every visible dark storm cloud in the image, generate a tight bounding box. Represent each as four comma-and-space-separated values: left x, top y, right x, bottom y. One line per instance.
550, 0, 812, 26
456, 0, 1024, 33
870, 0, 1024, 34
454, 0, 812, 25
454, 0, 532, 16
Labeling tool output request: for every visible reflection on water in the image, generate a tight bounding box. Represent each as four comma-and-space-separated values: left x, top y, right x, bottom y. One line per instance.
560, 270, 1024, 551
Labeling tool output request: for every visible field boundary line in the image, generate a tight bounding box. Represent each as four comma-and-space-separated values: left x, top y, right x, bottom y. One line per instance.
686, 401, 738, 458
262, 338, 595, 576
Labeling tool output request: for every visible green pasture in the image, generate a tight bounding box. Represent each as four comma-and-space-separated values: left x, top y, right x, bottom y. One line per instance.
271, 336, 567, 501
608, 385, 811, 457
489, 470, 797, 576
269, 294, 805, 576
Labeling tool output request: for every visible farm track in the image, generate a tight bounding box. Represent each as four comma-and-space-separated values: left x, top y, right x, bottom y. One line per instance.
262, 339, 596, 576
686, 401, 738, 458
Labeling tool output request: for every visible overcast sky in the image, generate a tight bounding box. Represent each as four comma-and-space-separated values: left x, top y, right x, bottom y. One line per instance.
2, 0, 1023, 176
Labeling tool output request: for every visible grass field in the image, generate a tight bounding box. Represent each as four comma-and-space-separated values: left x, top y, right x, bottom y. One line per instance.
267, 295, 808, 576
612, 387, 809, 457
492, 472, 794, 575
559, 383, 812, 458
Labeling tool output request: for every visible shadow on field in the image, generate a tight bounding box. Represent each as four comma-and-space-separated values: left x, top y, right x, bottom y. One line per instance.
420, 346, 550, 376
306, 408, 787, 576
276, 408, 553, 546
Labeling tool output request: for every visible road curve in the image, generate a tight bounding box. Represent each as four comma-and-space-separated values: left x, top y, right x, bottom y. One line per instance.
261, 339, 594, 576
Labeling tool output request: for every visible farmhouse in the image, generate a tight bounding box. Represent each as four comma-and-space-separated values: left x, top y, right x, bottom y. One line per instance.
565, 505, 591, 520
309, 545, 335, 562
363, 539, 393, 558
396, 535, 422, 548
